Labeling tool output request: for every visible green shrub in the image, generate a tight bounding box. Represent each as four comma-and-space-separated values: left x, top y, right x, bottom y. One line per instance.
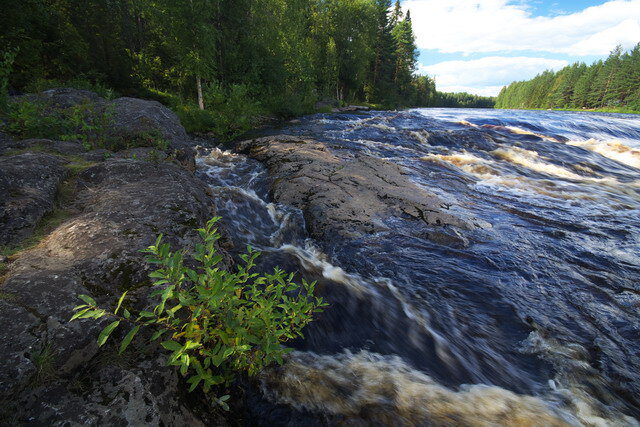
6, 100, 69, 138
176, 104, 217, 134
0, 49, 17, 112
263, 91, 314, 118
175, 82, 262, 141
71, 217, 327, 407
139, 88, 183, 109
204, 81, 263, 141
60, 102, 115, 150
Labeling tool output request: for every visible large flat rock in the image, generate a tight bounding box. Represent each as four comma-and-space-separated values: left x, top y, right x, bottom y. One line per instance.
240, 135, 482, 241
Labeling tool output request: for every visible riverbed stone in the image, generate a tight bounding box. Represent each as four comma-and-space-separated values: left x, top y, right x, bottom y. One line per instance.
239, 135, 483, 241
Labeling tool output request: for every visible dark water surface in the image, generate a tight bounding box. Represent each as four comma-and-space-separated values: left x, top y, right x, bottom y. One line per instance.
197, 109, 640, 425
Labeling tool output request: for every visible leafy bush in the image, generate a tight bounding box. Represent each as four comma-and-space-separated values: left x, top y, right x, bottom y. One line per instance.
6, 100, 69, 138
175, 104, 217, 134
204, 81, 262, 141
71, 217, 327, 406
263, 91, 315, 118
174, 82, 262, 141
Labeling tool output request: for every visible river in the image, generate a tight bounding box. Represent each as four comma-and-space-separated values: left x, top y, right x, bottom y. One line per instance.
196, 108, 640, 425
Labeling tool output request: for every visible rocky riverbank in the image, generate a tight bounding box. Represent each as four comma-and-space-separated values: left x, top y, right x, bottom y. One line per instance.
0, 89, 230, 425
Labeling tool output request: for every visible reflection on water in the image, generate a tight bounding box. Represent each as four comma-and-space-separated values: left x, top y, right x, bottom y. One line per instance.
196, 108, 640, 424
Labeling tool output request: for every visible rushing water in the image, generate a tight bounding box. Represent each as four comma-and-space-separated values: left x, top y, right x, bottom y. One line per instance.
196, 108, 640, 425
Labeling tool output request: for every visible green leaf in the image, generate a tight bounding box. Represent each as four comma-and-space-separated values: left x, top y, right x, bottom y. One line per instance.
78, 294, 97, 306
114, 291, 128, 315
97, 321, 120, 347
150, 328, 168, 341
119, 325, 140, 354
184, 341, 201, 350
187, 375, 202, 392
149, 271, 166, 279
161, 340, 182, 351
70, 308, 91, 321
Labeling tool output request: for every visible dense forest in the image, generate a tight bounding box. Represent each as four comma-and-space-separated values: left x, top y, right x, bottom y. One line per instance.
495, 44, 640, 112
434, 91, 495, 108
0, 0, 443, 137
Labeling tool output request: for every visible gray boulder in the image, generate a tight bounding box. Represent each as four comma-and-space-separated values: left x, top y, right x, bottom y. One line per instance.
0, 138, 86, 156
110, 97, 190, 149
0, 152, 69, 246
11, 89, 192, 151
17, 88, 104, 109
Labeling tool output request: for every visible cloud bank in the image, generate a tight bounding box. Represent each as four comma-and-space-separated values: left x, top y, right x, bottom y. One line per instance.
421, 56, 569, 96
405, 0, 640, 55
407, 0, 640, 96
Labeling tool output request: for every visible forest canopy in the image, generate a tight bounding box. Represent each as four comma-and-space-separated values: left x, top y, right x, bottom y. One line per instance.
0, 0, 439, 119
495, 44, 640, 112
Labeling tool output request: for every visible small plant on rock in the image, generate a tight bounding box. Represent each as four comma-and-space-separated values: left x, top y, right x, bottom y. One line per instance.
71, 217, 327, 407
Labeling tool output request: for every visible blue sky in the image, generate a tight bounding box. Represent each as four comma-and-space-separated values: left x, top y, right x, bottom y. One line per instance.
402, 0, 640, 96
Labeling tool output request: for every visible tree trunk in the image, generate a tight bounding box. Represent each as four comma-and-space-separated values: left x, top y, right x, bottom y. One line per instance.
197, 75, 204, 110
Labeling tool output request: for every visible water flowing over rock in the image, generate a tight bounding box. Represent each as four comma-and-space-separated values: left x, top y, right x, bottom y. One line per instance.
239, 135, 484, 242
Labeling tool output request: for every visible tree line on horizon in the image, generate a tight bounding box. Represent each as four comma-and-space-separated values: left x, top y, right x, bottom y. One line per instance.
495, 43, 640, 111
0, 0, 442, 117
434, 91, 495, 108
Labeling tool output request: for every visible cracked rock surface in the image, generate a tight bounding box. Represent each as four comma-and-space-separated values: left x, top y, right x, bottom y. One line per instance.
240, 135, 481, 241
0, 153, 69, 246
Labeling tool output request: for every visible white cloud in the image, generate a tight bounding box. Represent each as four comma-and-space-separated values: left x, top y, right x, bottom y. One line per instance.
404, 0, 640, 55
421, 56, 569, 96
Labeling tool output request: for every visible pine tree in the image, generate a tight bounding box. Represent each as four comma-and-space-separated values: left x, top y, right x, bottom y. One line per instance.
366, 0, 397, 103
392, 11, 418, 98
390, 0, 403, 27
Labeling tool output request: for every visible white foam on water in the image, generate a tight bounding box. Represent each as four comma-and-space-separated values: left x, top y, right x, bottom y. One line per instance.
278, 243, 375, 295
409, 130, 431, 145
260, 350, 582, 426
520, 331, 640, 427
567, 139, 640, 169
490, 147, 640, 201
504, 125, 562, 142
491, 147, 586, 181
421, 152, 589, 200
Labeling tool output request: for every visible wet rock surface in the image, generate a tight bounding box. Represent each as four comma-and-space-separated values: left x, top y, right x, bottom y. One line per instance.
0, 135, 229, 423
240, 135, 482, 241
0, 152, 69, 246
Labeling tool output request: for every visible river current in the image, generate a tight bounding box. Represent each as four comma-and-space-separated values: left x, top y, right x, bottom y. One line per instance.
196, 109, 640, 425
